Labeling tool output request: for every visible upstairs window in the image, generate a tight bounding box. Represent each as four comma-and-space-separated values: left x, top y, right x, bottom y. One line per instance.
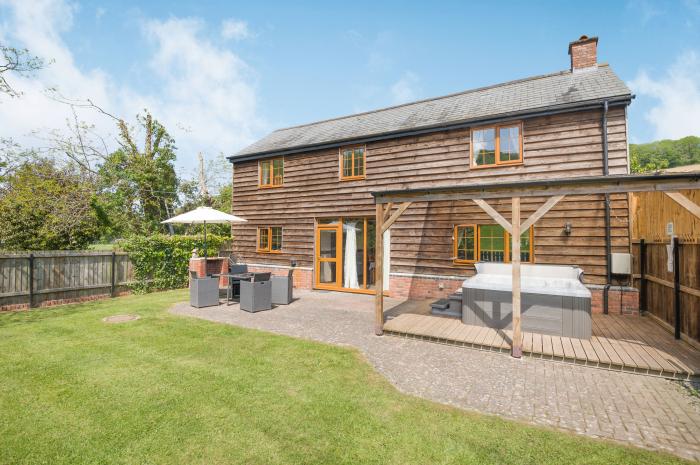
471, 123, 522, 168
259, 158, 284, 187
257, 226, 282, 253
453, 224, 533, 264
340, 146, 365, 180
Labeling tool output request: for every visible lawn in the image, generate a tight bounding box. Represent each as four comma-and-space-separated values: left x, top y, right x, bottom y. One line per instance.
0, 291, 689, 465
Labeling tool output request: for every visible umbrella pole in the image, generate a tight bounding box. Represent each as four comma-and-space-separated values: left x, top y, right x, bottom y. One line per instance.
204, 221, 208, 259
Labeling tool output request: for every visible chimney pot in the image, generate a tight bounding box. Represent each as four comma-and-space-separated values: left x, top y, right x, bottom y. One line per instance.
568, 35, 598, 71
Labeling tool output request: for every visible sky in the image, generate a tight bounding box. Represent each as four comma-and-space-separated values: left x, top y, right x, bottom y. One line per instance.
1, 0, 699, 179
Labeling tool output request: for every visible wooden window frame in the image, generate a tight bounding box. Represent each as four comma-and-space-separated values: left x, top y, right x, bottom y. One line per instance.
258, 157, 284, 188
470, 122, 523, 169
256, 226, 282, 253
505, 226, 534, 263
453, 224, 477, 264
339, 145, 366, 181
453, 223, 534, 265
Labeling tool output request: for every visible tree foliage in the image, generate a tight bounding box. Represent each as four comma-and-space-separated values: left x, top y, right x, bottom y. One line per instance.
97, 111, 179, 237
0, 159, 105, 250
630, 136, 700, 173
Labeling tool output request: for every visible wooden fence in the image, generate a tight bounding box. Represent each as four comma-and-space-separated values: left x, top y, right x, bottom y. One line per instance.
632, 239, 700, 345
0, 251, 133, 310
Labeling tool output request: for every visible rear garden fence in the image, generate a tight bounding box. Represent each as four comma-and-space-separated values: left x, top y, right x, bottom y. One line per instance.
0, 251, 133, 310
632, 239, 700, 346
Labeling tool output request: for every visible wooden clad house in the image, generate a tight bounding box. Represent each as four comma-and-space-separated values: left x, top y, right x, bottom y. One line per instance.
228, 35, 638, 313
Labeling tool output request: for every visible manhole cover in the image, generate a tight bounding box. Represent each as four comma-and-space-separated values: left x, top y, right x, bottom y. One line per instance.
102, 314, 140, 324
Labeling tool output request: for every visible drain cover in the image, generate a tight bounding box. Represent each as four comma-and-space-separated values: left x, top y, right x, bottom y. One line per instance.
102, 314, 140, 324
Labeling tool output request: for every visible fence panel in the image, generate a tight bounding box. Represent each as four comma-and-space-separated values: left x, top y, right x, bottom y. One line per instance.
633, 240, 700, 343
0, 251, 133, 310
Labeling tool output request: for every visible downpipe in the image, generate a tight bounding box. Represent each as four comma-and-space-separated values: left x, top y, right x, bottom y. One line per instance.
602, 100, 612, 315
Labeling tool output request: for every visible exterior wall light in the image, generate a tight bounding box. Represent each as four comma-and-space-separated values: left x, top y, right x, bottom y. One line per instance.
564, 222, 572, 236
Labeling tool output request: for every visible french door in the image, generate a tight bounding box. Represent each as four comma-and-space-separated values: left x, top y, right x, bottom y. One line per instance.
314, 217, 377, 293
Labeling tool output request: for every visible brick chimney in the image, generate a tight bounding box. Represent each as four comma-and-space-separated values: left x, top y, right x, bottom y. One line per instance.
568, 35, 598, 71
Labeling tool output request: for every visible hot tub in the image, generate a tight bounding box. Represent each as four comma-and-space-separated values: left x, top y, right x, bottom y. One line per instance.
462, 263, 591, 339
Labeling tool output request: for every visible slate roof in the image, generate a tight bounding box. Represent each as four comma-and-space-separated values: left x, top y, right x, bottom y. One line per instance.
233, 64, 632, 159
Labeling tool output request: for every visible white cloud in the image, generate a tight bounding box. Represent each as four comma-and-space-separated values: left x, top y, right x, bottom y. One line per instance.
390, 71, 420, 105
0, 0, 263, 173
629, 51, 700, 139
220, 18, 249, 41
142, 17, 261, 168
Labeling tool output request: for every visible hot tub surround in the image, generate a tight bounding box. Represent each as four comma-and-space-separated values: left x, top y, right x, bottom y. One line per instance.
462, 263, 592, 339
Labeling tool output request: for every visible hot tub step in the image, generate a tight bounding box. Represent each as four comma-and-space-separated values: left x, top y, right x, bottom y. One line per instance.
431, 298, 462, 318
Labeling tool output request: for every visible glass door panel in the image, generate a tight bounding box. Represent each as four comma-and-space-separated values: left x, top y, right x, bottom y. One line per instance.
316, 226, 341, 289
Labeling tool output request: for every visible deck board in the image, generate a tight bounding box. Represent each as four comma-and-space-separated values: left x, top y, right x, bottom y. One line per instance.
383, 312, 700, 380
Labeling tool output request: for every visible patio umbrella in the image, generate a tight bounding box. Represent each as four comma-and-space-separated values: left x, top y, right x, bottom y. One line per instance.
162, 206, 247, 258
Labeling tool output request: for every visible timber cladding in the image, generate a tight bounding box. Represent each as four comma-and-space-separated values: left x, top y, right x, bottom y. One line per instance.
231, 107, 630, 286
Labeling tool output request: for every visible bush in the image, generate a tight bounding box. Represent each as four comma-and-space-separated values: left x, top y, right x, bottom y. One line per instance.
119, 234, 230, 293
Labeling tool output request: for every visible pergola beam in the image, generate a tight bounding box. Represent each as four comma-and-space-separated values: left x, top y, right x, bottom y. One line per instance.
372, 173, 700, 204
665, 192, 700, 220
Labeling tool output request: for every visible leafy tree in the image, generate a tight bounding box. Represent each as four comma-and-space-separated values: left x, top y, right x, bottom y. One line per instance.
97, 111, 178, 237
630, 136, 700, 173
0, 159, 104, 250
0, 44, 46, 98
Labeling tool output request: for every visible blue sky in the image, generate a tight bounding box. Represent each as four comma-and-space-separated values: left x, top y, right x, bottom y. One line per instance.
1, 0, 699, 177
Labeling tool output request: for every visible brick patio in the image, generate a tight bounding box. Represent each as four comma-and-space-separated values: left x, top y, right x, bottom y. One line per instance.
170, 290, 700, 461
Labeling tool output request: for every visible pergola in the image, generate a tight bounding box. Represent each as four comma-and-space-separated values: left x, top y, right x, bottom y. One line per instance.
372, 173, 700, 357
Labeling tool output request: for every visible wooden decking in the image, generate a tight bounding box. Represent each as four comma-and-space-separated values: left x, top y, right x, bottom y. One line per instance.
384, 310, 700, 380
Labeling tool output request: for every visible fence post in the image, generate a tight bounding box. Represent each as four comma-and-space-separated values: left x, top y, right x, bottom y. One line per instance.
639, 239, 646, 313
673, 237, 681, 340
28, 253, 35, 309
110, 252, 117, 298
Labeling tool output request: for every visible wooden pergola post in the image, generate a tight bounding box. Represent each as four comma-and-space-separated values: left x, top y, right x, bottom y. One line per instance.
375, 203, 384, 335
374, 201, 412, 336
511, 197, 522, 358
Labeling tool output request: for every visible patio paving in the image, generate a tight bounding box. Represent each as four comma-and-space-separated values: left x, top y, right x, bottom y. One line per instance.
170, 289, 700, 461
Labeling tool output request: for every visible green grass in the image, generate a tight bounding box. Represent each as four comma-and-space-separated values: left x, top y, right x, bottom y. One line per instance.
0, 291, 689, 465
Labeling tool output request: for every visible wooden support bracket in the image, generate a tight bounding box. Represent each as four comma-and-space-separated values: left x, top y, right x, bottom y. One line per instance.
382, 202, 411, 233
383, 202, 394, 221
665, 192, 700, 220
473, 199, 513, 235
520, 195, 566, 231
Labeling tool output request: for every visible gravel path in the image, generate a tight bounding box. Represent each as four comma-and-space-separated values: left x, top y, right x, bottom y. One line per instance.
170, 290, 700, 461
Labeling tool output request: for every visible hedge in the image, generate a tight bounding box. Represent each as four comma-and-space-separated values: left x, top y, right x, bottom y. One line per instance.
119, 234, 230, 293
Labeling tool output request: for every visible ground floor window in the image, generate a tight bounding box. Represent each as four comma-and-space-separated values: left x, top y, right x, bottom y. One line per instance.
257, 226, 282, 253
454, 224, 533, 264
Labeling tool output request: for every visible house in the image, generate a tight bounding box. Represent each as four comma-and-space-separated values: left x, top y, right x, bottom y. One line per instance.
228, 35, 638, 314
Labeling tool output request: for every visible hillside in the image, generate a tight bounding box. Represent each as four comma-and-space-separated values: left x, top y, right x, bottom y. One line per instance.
630, 136, 700, 173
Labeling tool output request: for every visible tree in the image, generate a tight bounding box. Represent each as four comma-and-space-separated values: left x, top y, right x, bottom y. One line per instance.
630, 136, 700, 173
0, 44, 46, 98
97, 111, 178, 237
0, 159, 105, 250
176, 153, 232, 237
